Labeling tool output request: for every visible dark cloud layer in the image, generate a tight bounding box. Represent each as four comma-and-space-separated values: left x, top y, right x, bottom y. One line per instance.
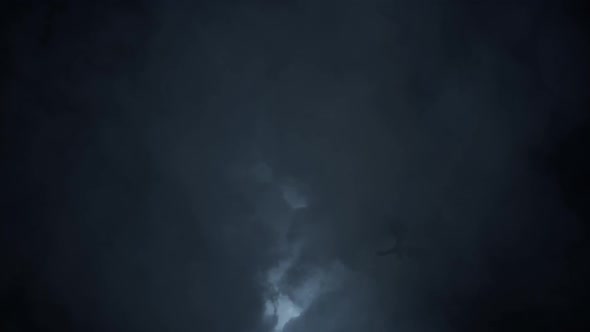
1, 1, 589, 331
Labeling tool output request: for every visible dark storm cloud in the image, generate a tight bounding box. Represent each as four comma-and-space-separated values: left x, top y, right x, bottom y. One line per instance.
1, 0, 589, 332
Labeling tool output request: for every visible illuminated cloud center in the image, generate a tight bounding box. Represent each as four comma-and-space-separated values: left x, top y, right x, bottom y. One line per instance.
263, 259, 341, 332
274, 293, 302, 331
263, 292, 302, 331
254, 166, 313, 331
264, 254, 302, 331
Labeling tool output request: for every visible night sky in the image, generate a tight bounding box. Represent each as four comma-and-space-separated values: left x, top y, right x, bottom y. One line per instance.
1, 1, 590, 331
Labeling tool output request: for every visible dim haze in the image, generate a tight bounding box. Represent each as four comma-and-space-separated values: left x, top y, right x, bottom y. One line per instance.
1, 1, 589, 331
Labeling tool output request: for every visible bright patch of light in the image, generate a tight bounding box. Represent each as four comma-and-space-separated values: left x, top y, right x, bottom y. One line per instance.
263, 247, 305, 331
274, 294, 302, 331
263, 292, 302, 331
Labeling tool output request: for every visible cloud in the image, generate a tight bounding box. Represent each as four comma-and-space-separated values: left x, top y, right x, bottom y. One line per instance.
2, 1, 589, 332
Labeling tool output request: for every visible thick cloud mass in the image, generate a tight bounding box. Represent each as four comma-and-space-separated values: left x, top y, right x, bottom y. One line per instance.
1, 1, 589, 331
